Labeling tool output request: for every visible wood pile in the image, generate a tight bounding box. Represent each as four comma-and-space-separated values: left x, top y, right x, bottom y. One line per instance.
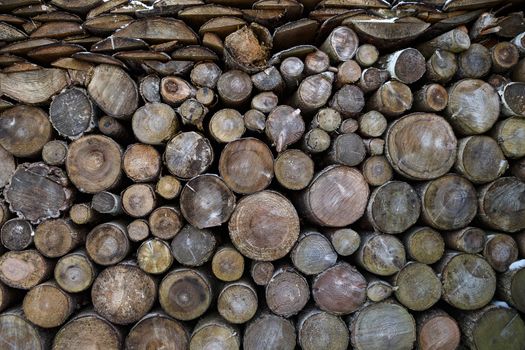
1, 0, 525, 349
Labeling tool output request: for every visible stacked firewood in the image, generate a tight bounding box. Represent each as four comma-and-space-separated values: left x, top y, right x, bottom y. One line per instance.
1, 0, 525, 349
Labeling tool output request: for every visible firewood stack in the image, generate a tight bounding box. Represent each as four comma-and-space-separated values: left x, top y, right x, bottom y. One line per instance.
0, 0, 525, 349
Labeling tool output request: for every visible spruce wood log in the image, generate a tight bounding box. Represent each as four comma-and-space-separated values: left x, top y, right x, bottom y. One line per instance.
393, 262, 441, 311
0, 146, 15, 189
137, 238, 174, 275
0, 68, 68, 105
212, 245, 245, 282
69, 203, 99, 225
329, 84, 365, 118
437, 252, 496, 310
491, 41, 520, 72
443, 227, 486, 254
498, 260, 525, 312
178, 98, 208, 130
365, 275, 395, 302
190, 62, 222, 88
0, 105, 52, 158
478, 177, 525, 232
156, 175, 182, 200
498, 82, 525, 117
357, 67, 389, 93
170, 225, 216, 267
419, 174, 477, 231
312, 262, 366, 315
5, 163, 73, 224
126, 311, 190, 350
34, 219, 85, 258
297, 308, 349, 350
280, 56, 304, 89
91, 191, 122, 216
127, 219, 149, 243
122, 144, 161, 183
86, 221, 129, 266
132, 102, 179, 145
87, 64, 138, 119
360, 155, 393, 186
219, 138, 274, 194
121, 184, 156, 218
250, 261, 275, 286
455, 135, 508, 184
209, 108, 246, 143
251, 66, 285, 93
311, 107, 341, 133
304, 50, 330, 75
54, 250, 96, 293
358, 111, 386, 138
217, 69, 253, 106
323, 227, 360, 257
66, 135, 122, 194
385, 113, 457, 180
265, 265, 309, 317
302, 128, 331, 154
403, 227, 445, 265
367, 80, 412, 117
49, 87, 96, 139
457, 43, 492, 79
362, 138, 385, 156
1, 219, 33, 251
0, 250, 53, 289
91, 262, 157, 325
483, 233, 519, 272
290, 72, 333, 114
425, 49, 458, 83
265, 105, 305, 152
149, 206, 184, 240
22, 280, 77, 328
243, 312, 296, 350
355, 44, 379, 67
218, 280, 258, 324
459, 303, 525, 350
160, 77, 195, 107
492, 117, 525, 159
98, 116, 131, 143
139, 75, 161, 104
229, 190, 299, 261
159, 268, 213, 321
164, 131, 214, 180
244, 109, 266, 133
356, 232, 406, 276
274, 149, 314, 190
412, 83, 448, 112
377, 48, 426, 84
180, 174, 236, 229
290, 230, 337, 275
365, 181, 420, 234
320, 26, 359, 63
0, 308, 51, 350
0, 283, 16, 313
335, 60, 361, 87
251, 92, 278, 114
417, 27, 471, 58
296, 165, 369, 227
416, 310, 461, 350
446, 79, 500, 135
190, 315, 240, 350
349, 301, 416, 350
41, 141, 68, 166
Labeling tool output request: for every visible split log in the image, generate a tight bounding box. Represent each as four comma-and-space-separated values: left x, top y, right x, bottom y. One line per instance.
149, 206, 183, 240
211, 245, 245, 282
377, 48, 426, 84
125, 311, 189, 350
155, 175, 181, 200
219, 138, 274, 194
492, 117, 525, 159
393, 262, 441, 311
312, 262, 366, 315
22, 281, 77, 328
1, 219, 33, 251
122, 184, 156, 218
403, 227, 445, 264
365, 181, 420, 234
385, 113, 457, 180
34, 219, 85, 258
91, 191, 122, 216
296, 165, 369, 227
49, 87, 96, 139
229, 190, 299, 261
274, 149, 314, 190
425, 49, 458, 83
218, 280, 258, 323
297, 309, 349, 350
122, 144, 161, 183
0, 250, 53, 289
443, 227, 486, 254
367, 81, 412, 117
54, 250, 96, 293
250, 261, 274, 286
349, 301, 416, 350
159, 268, 213, 321
436, 252, 496, 310
478, 177, 525, 232
66, 135, 122, 193
243, 312, 296, 350
323, 227, 360, 257
0, 105, 51, 158
164, 131, 214, 180
132, 102, 179, 145
137, 238, 173, 275
497, 260, 525, 312
360, 155, 393, 187
265, 105, 305, 152
0, 68, 68, 104
86, 222, 129, 266
416, 310, 461, 350
419, 174, 477, 231
91, 262, 157, 325
170, 225, 216, 267
209, 108, 246, 143
356, 232, 406, 276
180, 174, 236, 229
190, 315, 240, 350
41, 141, 68, 166
483, 233, 518, 272
160, 76, 195, 106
